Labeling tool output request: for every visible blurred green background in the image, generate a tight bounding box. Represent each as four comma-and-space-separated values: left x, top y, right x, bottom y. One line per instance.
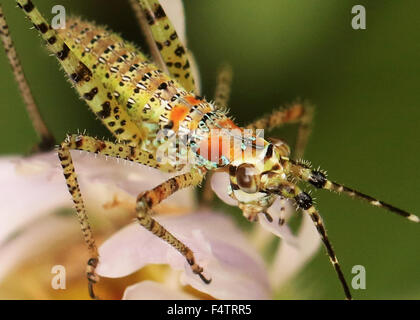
0, 0, 419, 299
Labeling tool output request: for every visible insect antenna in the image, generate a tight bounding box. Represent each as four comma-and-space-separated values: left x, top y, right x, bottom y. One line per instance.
285, 158, 420, 223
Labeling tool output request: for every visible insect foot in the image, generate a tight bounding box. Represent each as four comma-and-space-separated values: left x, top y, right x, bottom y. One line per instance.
86, 257, 101, 300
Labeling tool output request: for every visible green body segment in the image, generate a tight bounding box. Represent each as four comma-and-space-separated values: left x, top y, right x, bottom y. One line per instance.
57, 17, 179, 146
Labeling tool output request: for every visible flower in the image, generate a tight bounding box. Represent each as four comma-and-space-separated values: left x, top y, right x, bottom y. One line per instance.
0, 150, 320, 299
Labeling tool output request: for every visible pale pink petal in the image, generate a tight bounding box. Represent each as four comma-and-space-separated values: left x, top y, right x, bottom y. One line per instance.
269, 213, 321, 288
98, 211, 270, 299
0, 214, 79, 281
259, 197, 299, 247
211, 172, 238, 206
0, 151, 195, 246
123, 280, 197, 300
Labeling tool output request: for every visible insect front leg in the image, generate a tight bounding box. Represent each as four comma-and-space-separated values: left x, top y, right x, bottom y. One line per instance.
58, 134, 167, 299
135, 168, 212, 284
0, 4, 55, 152
246, 101, 314, 159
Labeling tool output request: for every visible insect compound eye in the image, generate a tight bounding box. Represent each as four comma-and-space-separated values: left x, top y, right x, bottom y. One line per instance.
235, 163, 260, 194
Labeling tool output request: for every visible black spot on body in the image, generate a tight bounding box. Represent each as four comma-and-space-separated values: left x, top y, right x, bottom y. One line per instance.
57, 44, 70, 60
83, 87, 98, 101
154, 5, 166, 19
174, 46, 185, 57
183, 61, 190, 70
115, 128, 125, 135
23, 1, 35, 12
158, 82, 168, 90
47, 36, 57, 45
163, 120, 174, 130
37, 23, 48, 34
97, 102, 111, 119
70, 63, 92, 83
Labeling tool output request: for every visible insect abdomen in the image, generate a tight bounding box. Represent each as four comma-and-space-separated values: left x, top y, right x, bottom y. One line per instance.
58, 17, 183, 144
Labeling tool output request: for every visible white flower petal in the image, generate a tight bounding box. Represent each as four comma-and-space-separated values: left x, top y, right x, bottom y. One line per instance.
123, 280, 197, 300
98, 211, 270, 299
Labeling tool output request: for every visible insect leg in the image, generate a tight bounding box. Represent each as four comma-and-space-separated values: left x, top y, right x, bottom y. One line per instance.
285, 159, 420, 223
133, 0, 197, 92
214, 63, 233, 109
58, 134, 169, 299
0, 4, 55, 151
135, 168, 211, 284
275, 181, 352, 300
246, 100, 314, 159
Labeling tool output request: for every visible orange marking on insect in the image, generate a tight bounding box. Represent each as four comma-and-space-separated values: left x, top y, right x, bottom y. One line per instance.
170, 104, 189, 130
218, 118, 240, 130
184, 95, 201, 105
197, 132, 246, 165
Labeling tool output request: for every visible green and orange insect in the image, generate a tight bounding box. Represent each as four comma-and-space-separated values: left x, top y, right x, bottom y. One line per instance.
1, 0, 418, 300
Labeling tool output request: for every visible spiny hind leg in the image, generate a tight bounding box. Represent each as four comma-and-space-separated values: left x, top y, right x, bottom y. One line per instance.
58, 134, 166, 299
0, 4, 55, 152
131, 0, 197, 92
135, 168, 211, 284
246, 100, 314, 159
